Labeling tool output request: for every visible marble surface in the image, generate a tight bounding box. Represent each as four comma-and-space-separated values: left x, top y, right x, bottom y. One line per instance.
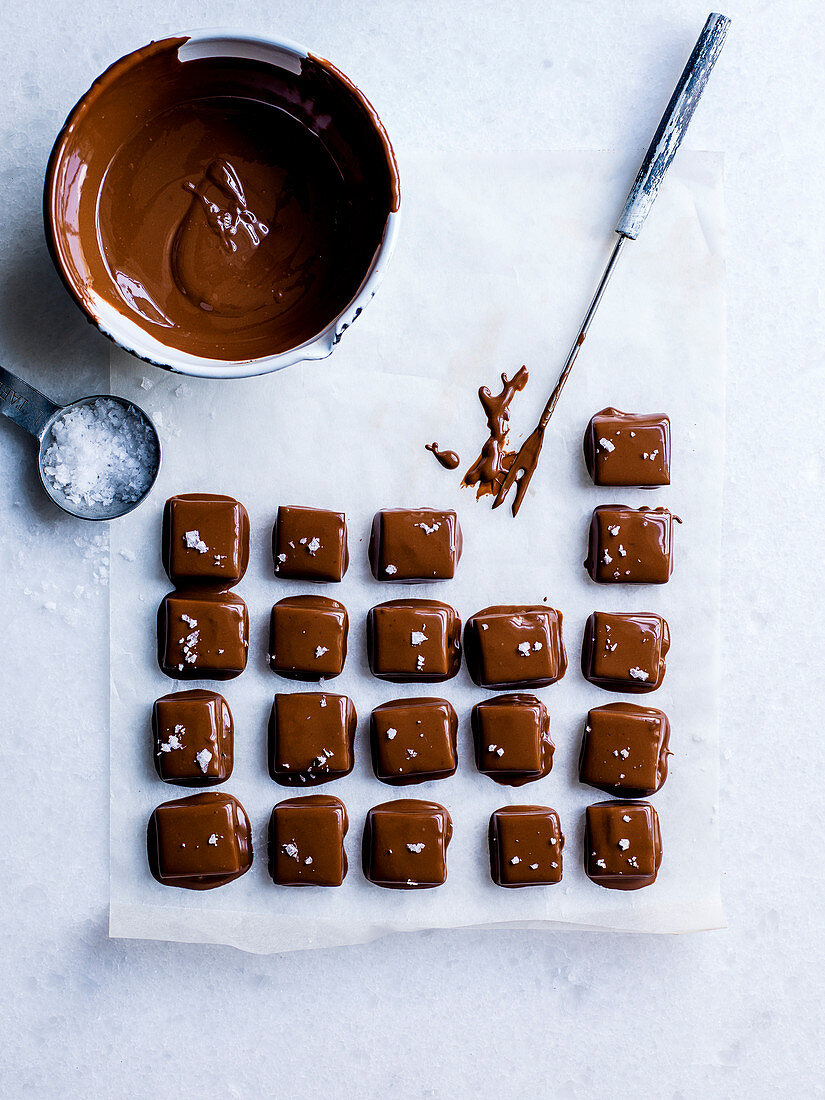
1, 1, 822, 1096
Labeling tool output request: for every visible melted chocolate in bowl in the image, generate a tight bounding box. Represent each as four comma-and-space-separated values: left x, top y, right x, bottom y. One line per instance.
46, 37, 399, 364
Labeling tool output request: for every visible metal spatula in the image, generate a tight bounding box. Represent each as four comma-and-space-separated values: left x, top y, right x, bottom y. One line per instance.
493, 12, 730, 517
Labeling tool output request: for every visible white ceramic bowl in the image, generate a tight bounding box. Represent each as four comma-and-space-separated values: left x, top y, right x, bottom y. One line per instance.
44, 32, 401, 379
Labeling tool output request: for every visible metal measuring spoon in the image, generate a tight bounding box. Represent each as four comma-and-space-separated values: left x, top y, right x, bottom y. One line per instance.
0, 366, 161, 520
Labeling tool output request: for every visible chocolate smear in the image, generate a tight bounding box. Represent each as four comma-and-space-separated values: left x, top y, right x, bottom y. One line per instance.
462, 367, 529, 497
425, 442, 460, 470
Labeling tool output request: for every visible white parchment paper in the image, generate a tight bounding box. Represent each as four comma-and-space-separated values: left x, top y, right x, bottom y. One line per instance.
109, 150, 726, 952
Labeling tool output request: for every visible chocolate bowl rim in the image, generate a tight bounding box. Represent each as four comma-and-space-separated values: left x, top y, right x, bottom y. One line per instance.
42, 30, 401, 380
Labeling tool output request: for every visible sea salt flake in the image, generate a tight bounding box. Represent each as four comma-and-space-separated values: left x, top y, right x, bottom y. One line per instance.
184, 530, 208, 554
415, 521, 441, 535
306, 537, 321, 555
315, 646, 328, 658
618, 545, 627, 557
618, 838, 630, 851
386, 728, 397, 740
607, 524, 620, 536
181, 614, 198, 627
629, 667, 649, 681
510, 856, 521, 865
411, 630, 427, 646
622, 814, 631, 822
320, 696, 327, 708
207, 834, 219, 846
407, 843, 425, 853
495, 747, 505, 757
596, 859, 607, 869
598, 437, 615, 452
277, 553, 287, 563
416, 655, 425, 670
533, 641, 542, 651
282, 843, 299, 860
530, 863, 539, 870
517, 641, 532, 656
195, 748, 212, 773
602, 550, 613, 564
385, 564, 397, 575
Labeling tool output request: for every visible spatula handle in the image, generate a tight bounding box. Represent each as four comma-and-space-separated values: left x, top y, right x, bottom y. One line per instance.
616, 12, 730, 240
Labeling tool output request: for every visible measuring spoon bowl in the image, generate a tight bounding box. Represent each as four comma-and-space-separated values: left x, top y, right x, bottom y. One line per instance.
0, 366, 161, 520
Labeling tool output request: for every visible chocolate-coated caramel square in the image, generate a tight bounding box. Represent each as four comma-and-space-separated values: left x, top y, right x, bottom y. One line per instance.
579, 702, 670, 797
489, 806, 564, 887
269, 693, 356, 785
362, 799, 452, 889
370, 698, 458, 785
269, 595, 348, 680
585, 506, 677, 584
369, 508, 462, 582
581, 611, 669, 692
367, 600, 461, 683
148, 792, 253, 890
472, 693, 554, 785
268, 796, 348, 887
464, 605, 567, 689
583, 408, 670, 487
584, 800, 662, 890
158, 589, 249, 680
153, 689, 233, 785
162, 493, 250, 586
273, 506, 348, 582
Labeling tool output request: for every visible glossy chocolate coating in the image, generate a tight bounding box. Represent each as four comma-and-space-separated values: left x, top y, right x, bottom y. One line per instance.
369, 509, 462, 582
162, 493, 249, 587
362, 799, 452, 889
581, 611, 669, 693
147, 791, 252, 890
583, 408, 671, 487
370, 698, 458, 785
157, 589, 249, 680
273, 506, 348, 583
585, 506, 677, 585
584, 800, 662, 890
47, 39, 400, 362
367, 599, 462, 683
152, 689, 233, 785
268, 795, 348, 887
268, 692, 356, 786
464, 606, 567, 690
269, 595, 348, 681
489, 806, 564, 887
579, 702, 671, 797
471, 693, 554, 786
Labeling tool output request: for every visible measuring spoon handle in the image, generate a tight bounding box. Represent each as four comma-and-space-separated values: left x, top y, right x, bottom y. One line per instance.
616, 12, 730, 240
0, 366, 60, 439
